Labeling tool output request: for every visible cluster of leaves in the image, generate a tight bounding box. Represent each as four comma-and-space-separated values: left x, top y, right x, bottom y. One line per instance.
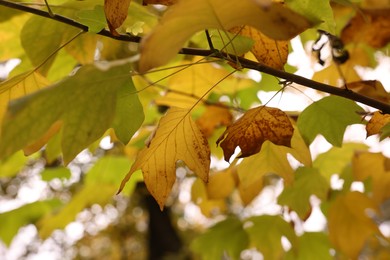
0, 0, 390, 258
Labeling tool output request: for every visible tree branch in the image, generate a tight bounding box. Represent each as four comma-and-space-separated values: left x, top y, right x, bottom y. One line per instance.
1, 0, 390, 114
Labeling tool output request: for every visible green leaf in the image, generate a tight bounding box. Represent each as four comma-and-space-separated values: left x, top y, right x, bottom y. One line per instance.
0, 200, 62, 245
313, 143, 368, 180
0, 151, 28, 178
76, 5, 107, 33
0, 8, 29, 59
20, 15, 80, 75
40, 167, 71, 181
38, 156, 142, 238
278, 167, 329, 219
285, 0, 336, 34
112, 81, 145, 144
0, 62, 143, 163
380, 122, 390, 140
244, 215, 297, 259
191, 29, 255, 56
286, 232, 332, 260
297, 96, 364, 146
0, 71, 50, 124
191, 217, 249, 260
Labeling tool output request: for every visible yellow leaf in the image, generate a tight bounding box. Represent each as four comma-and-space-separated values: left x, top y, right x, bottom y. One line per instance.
154, 58, 256, 108
139, 0, 312, 72
191, 178, 227, 217
237, 125, 310, 205
312, 47, 369, 87
104, 0, 131, 35
23, 121, 62, 156
0, 71, 50, 128
238, 141, 294, 205
217, 106, 294, 162
118, 107, 210, 209
206, 167, 237, 200
366, 111, 390, 138
346, 80, 390, 104
352, 151, 390, 204
230, 26, 288, 70
328, 191, 379, 259
196, 105, 233, 138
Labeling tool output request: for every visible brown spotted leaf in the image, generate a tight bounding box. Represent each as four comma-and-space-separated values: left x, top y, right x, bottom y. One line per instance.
217, 106, 294, 162
104, 0, 131, 35
366, 111, 390, 138
341, 9, 390, 48
118, 107, 210, 209
230, 26, 288, 70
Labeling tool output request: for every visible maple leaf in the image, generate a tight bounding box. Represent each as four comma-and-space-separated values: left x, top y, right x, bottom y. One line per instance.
118, 107, 210, 209
104, 0, 131, 35
328, 191, 380, 259
230, 26, 288, 70
366, 111, 390, 139
217, 106, 294, 162
139, 0, 312, 72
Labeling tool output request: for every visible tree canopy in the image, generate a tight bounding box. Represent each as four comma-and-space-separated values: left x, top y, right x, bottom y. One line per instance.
0, 0, 390, 259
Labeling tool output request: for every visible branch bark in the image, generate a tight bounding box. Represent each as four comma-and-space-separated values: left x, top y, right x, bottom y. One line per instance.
1, 0, 389, 114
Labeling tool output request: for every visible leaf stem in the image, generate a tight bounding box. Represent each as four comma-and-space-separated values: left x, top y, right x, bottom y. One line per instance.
1, 0, 389, 114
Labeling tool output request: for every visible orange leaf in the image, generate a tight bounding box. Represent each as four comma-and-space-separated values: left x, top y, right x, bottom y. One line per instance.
196, 105, 233, 138
104, 0, 131, 35
341, 9, 390, 48
346, 80, 390, 103
230, 26, 288, 70
217, 106, 294, 162
366, 111, 390, 138
118, 107, 210, 209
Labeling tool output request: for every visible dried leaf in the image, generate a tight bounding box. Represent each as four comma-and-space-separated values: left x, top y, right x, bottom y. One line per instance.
366, 111, 390, 138
118, 107, 210, 209
230, 26, 288, 70
139, 0, 312, 72
341, 9, 390, 48
196, 105, 233, 138
347, 80, 390, 103
104, 0, 131, 35
217, 106, 294, 162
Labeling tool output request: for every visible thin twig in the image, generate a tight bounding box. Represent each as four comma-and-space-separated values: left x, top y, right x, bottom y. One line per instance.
1, 0, 389, 114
